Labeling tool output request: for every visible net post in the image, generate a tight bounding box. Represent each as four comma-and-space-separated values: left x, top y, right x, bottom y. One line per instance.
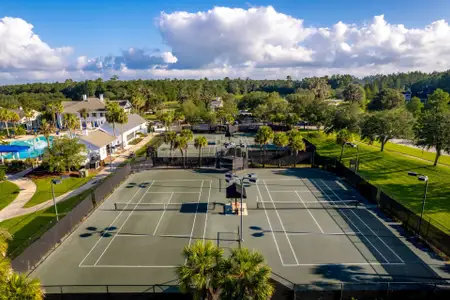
114, 203, 117, 211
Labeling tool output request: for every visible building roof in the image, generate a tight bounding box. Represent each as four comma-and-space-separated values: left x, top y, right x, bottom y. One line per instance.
102, 113, 147, 136
62, 98, 106, 114
78, 130, 116, 148
62, 98, 130, 114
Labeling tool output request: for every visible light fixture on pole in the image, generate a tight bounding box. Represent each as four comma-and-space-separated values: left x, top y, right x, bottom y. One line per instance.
225, 172, 257, 242
407, 171, 429, 235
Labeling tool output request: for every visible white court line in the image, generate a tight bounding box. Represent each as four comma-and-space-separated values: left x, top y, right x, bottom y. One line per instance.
263, 180, 299, 265
258, 178, 305, 181
160, 234, 191, 238
320, 179, 405, 263
267, 190, 318, 193
79, 184, 146, 267
256, 185, 285, 266
146, 191, 200, 194
336, 181, 348, 191
284, 262, 405, 267
151, 179, 206, 182
310, 179, 389, 263
202, 180, 212, 243
188, 180, 204, 247
93, 181, 155, 266
295, 191, 324, 234
287, 232, 359, 236
152, 192, 174, 236
80, 265, 177, 268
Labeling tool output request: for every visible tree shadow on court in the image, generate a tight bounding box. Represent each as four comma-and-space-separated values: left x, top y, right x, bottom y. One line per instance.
79, 226, 117, 238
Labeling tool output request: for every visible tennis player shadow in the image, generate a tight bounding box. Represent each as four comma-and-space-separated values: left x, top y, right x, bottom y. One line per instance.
79, 226, 118, 238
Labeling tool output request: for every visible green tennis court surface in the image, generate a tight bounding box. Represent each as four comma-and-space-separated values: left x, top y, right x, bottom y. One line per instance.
30, 169, 449, 293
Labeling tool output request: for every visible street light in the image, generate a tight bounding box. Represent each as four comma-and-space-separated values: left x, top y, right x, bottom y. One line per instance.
407, 171, 429, 235
344, 142, 359, 172
51, 176, 68, 221
225, 172, 257, 242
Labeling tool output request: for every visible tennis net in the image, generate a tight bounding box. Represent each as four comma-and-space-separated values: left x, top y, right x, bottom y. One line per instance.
255, 200, 359, 210
114, 202, 214, 212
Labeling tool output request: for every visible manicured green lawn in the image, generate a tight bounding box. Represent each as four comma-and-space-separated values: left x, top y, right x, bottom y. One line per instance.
0, 181, 20, 211
24, 175, 94, 208
368, 141, 450, 166
308, 132, 450, 230
0, 188, 93, 258
162, 101, 180, 109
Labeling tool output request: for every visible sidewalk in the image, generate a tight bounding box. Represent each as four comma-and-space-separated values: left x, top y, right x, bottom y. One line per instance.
0, 133, 156, 222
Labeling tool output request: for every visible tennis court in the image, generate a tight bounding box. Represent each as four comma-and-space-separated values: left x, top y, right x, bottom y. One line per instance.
30, 168, 448, 293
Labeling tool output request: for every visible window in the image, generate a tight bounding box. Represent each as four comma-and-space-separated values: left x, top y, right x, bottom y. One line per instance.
91, 113, 97, 117
100, 113, 104, 117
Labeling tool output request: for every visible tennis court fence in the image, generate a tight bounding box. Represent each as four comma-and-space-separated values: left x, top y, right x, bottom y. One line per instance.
10, 164, 132, 274
306, 137, 450, 260
40, 281, 450, 299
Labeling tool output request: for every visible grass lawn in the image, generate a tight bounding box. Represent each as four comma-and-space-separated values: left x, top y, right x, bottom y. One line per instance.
308, 132, 450, 230
0, 181, 20, 211
0, 188, 93, 258
368, 141, 450, 166
24, 174, 95, 208
135, 134, 164, 157
162, 101, 179, 109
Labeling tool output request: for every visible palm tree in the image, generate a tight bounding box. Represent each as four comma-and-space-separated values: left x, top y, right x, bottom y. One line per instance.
159, 111, 174, 132
222, 248, 274, 300
273, 132, 289, 167
194, 136, 208, 167
0, 109, 10, 137
78, 108, 89, 131
180, 129, 193, 142
165, 131, 177, 160
105, 101, 121, 137
63, 113, 79, 138
8, 112, 20, 137
23, 108, 34, 133
0, 272, 45, 300
176, 240, 224, 300
290, 135, 306, 168
254, 126, 274, 167
116, 108, 128, 150
48, 102, 64, 128
174, 111, 185, 129
174, 136, 188, 168
40, 119, 54, 148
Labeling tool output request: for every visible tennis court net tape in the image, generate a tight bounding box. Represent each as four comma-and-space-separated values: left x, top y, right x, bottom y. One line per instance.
255, 200, 359, 210
114, 202, 215, 211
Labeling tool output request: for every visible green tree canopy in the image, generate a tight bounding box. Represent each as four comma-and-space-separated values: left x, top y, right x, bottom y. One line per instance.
406, 96, 424, 117
325, 102, 361, 134
360, 108, 415, 151
43, 137, 86, 173
368, 88, 405, 111
426, 88, 449, 112
342, 83, 366, 107
414, 110, 450, 166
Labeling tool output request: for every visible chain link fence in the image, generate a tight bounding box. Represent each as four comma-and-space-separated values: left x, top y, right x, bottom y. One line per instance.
11, 164, 132, 273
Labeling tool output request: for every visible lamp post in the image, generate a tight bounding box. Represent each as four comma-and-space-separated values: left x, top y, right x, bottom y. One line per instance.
225, 172, 257, 242
51, 178, 62, 221
407, 171, 429, 235
345, 142, 359, 172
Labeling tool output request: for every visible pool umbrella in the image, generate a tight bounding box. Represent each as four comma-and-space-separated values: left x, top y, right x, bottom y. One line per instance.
0, 145, 30, 163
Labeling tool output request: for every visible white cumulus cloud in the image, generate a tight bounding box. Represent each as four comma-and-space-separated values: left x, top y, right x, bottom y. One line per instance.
3, 6, 450, 84
0, 17, 72, 72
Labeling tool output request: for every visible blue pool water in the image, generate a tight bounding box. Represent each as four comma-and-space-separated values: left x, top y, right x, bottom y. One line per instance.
2, 136, 54, 159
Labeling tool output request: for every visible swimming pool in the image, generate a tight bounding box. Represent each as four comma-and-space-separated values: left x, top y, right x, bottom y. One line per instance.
1, 136, 54, 159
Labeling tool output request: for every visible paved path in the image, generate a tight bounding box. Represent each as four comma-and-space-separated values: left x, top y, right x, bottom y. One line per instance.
0, 134, 156, 222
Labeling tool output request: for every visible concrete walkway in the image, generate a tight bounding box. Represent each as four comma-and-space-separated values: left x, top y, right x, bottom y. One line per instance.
0, 133, 156, 222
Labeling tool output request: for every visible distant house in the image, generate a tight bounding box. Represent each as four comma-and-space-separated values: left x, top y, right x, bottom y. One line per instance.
59, 94, 132, 129
100, 113, 147, 148
210, 97, 223, 111
402, 91, 412, 102
78, 129, 117, 162
0, 107, 41, 131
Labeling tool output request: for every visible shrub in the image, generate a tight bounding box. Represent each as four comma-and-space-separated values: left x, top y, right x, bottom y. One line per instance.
14, 126, 26, 136
0, 165, 6, 180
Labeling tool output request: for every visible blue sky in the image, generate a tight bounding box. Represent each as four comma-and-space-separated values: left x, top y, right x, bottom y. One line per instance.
2, 0, 450, 83
4, 0, 450, 58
